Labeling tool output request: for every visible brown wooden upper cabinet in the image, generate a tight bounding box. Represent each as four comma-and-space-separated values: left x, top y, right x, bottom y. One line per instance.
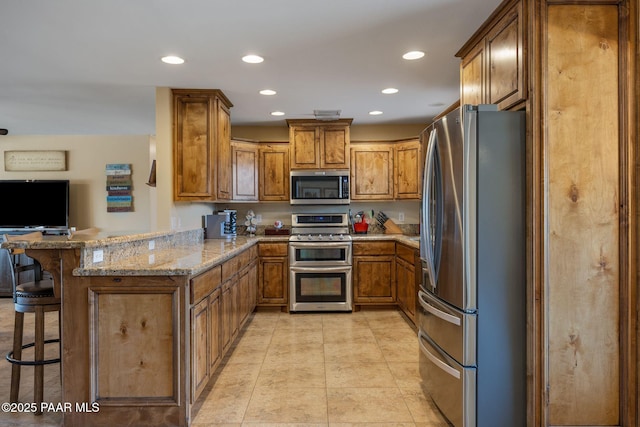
173, 89, 233, 201
259, 143, 290, 201
287, 119, 352, 170
456, 0, 524, 110
350, 138, 421, 201
394, 138, 421, 199
231, 139, 259, 201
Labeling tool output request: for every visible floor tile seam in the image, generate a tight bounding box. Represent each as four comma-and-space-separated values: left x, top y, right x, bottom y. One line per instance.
238, 314, 277, 425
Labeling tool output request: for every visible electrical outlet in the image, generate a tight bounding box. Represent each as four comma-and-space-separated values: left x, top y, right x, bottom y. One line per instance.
149, 254, 155, 264
256, 214, 262, 223
93, 249, 104, 263
398, 212, 405, 222
149, 240, 155, 250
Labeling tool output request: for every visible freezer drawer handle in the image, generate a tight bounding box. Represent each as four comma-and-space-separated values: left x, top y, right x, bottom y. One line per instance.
419, 333, 460, 379
419, 291, 461, 326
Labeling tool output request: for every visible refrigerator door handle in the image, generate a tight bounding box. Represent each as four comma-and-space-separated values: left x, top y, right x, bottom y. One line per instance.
421, 128, 438, 289
418, 290, 461, 326
419, 332, 460, 379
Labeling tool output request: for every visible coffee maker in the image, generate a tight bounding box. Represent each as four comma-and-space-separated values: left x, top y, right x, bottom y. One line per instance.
203, 210, 237, 239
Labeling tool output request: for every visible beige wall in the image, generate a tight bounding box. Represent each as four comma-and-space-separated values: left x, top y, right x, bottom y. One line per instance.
0, 89, 427, 236
0, 135, 152, 235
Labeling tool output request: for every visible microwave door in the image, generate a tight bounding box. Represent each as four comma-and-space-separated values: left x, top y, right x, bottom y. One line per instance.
431, 110, 466, 311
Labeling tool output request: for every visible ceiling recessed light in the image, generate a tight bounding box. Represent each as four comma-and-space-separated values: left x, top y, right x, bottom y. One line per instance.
260, 89, 277, 96
271, 111, 285, 116
161, 55, 185, 65
382, 88, 398, 94
402, 50, 425, 60
242, 54, 264, 64
369, 110, 383, 116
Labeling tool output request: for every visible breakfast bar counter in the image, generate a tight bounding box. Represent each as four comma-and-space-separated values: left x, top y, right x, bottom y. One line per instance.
1, 229, 271, 427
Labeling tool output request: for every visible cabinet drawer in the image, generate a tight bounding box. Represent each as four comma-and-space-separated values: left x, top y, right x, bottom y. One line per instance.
222, 256, 238, 282
249, 245, 258, 259
259, 242, 288, 257
396, 243, 416, 263
353, 241, 395, 256
237, 249, 251, 269
191, 265, 222, 304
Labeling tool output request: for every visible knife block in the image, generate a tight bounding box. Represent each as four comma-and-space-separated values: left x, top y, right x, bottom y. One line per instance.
383, 219, 403, 234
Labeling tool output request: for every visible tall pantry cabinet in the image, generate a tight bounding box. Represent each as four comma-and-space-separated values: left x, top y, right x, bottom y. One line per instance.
457, 0, 637, 425
532, 2, 635, 426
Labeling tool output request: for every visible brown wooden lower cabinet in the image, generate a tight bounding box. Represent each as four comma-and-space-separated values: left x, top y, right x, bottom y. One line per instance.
257, 242, 288, 308
352, 241, 396, 305
191, 295, 210, 400
395, 243, 417, 324
191, 246, 257, 402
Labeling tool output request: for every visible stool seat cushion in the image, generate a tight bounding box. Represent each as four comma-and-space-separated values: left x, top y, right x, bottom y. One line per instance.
16, 279, 55, 298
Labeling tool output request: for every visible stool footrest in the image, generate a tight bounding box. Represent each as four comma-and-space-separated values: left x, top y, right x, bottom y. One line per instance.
6, 339, 61, 366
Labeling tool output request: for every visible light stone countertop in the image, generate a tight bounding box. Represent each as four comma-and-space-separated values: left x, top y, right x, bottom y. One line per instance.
352, 233, 420, 249
2, 229, 418, 277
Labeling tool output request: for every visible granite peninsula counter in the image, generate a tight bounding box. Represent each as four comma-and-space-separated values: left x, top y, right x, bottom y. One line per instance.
1, 229, 280, 427
1, 229, 417, 426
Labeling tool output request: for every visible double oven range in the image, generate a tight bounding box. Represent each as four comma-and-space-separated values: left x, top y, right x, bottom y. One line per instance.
288, 213, 352, 312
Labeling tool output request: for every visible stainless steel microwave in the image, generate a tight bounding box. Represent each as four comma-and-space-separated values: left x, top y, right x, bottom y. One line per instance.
290, 170, 350, 205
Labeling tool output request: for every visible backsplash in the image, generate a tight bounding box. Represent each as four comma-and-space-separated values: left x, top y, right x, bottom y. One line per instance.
238, 223, 419, 236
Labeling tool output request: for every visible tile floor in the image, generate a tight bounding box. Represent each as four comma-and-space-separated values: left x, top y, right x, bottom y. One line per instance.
0, 298, 449, 426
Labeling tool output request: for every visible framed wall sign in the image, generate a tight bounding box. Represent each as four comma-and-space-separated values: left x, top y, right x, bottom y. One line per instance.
4, 150, 67, 171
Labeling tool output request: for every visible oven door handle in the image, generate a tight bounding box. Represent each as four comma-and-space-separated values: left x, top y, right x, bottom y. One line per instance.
289, 241, 352, 249
290, 265, 352, 273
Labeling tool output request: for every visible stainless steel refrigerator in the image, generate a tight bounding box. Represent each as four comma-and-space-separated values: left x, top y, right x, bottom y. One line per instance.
418, 104, 526, 427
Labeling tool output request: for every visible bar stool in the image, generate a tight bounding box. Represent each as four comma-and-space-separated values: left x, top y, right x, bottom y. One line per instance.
2, 233, 60, 415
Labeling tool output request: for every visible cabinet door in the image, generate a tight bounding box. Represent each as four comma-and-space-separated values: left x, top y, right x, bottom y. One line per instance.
461, 42, 485, 108
221, 282, 232, 354
238, 268, 250, 327
232, 141, 258, 201
394, 139, 421, 199
353, 255, 395, 304
216, 101, 232, 200
173, 89, 233, 201
545, 5, 620, 424
396, 258, 408, 313
258, 257, 288, 305
173, 94, 215, 200
248, 259, 258, 312
321, 125, 349, 169
395, 256, 416, 324
208, 288, 221, 375
486, 1, 524, 109
191, 297, 209, 401
259, 144, 290, 201
350, 143, 394, 200
290, 126, 319, 169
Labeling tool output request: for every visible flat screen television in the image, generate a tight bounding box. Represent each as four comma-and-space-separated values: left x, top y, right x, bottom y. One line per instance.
0, 180, 70, 233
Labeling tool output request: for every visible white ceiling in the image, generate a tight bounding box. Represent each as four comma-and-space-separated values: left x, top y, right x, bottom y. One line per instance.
0, 0, 502, 135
